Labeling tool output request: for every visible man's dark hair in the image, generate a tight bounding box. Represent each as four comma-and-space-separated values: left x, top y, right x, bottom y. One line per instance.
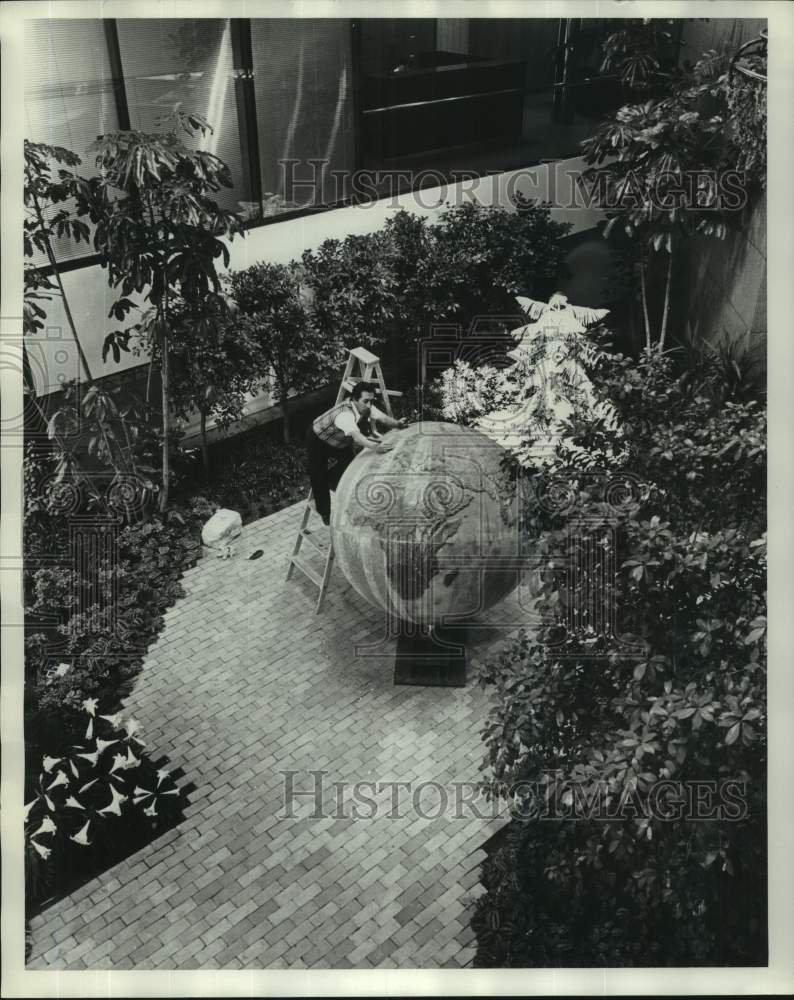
351, 381, 376, 401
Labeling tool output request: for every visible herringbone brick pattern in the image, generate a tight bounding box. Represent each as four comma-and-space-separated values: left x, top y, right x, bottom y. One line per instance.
27, 501, 528, 969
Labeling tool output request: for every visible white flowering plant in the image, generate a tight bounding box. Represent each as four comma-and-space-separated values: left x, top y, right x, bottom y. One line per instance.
25, 699, 182, 908
438, 360, 517, 426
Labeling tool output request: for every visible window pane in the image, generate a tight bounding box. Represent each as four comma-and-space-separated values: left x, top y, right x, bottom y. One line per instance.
116, 19, 252, 216
250, 19, 355, 215
25, 18, 120, 264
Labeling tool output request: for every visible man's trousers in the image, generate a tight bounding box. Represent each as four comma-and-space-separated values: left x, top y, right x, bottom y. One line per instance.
305, 427, 355, 521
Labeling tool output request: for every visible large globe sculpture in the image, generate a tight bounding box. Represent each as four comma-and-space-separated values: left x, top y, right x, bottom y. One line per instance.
331, 421, 521, 626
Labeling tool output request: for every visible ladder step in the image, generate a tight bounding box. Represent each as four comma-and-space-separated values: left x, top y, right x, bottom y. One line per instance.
342, 379, 402, 397
350, 346, 379, 365
300, 528, 329, 555
289, 554, 324, 589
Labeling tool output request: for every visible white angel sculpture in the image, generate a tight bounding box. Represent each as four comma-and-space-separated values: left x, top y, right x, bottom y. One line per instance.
475, 293, 620, 467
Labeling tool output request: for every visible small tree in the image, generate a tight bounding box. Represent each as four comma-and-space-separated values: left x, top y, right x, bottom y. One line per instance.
598, 18, 684, 95
581, 51, 750, 353
167, 296, 258, 473
23, 141, 128, 506
77, 111, 244, 510
228, 261, 344, 444
300, 232, 398, 357
23, 141, 93, 378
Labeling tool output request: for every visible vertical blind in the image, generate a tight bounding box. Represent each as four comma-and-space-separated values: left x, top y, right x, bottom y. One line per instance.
115, 19, 251, 216
25, 19, 119, 157
250, 19, 355, 213
25, 19, 120, 265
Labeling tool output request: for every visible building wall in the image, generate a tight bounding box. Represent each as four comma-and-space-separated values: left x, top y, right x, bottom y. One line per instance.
678, 18, 767, 360
686, 191, 766, 357
680, 17, 766, 61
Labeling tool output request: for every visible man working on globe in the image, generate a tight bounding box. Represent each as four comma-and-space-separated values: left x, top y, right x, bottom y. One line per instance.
306, 381, 408, 525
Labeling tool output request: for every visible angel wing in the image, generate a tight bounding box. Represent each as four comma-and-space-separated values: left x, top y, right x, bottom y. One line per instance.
515, 295, 609, 328
567, 304, 610, 325
515, 296, 547, 320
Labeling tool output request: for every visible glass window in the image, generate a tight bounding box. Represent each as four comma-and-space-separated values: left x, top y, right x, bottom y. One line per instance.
115, 18, 252, 217
25, 18, 120, 265
355, 17, 639, 175
250, 19, 356, 215
25, 19, 119, 155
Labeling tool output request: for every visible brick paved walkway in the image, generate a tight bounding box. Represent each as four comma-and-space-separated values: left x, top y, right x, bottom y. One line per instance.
27, 501, 529, 969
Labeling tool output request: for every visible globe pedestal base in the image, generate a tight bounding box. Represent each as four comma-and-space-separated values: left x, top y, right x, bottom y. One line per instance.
393, 622, 467, 688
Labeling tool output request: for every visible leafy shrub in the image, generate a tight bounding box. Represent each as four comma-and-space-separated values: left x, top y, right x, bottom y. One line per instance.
79, 112, 244, 511
23, 141, 92, 375
415, 201, 570, 328
174, 426, 309, 525
398, 382, 447, 424
581, 48, 764, 353
301, 203, 569, 367
472, 348, 766, 966
676, 329, 766, 406
301, 230, 402, 358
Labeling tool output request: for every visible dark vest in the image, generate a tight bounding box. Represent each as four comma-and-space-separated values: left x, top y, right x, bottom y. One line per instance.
312, 401, 369, 449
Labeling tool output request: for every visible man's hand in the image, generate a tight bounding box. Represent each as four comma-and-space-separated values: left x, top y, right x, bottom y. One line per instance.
376, 441, 394, 453
396, 417, 409, 429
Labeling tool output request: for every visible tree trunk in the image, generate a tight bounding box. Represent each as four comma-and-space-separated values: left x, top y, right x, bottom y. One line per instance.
281, 393, 291, 445
200, 409, 209, 475
639, 249, 652, 353
159, 327, 170, 512
145, 357, 154, 406
32, 192, 94, 383
658, 246, 674, 354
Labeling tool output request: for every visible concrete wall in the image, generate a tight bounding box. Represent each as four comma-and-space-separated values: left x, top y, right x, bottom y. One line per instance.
680, 17, 766, 61
679, 18, 767, 361
685, 190, 766, 357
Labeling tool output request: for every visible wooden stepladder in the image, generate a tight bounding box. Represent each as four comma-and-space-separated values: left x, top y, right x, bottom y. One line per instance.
286, 346, 401, 612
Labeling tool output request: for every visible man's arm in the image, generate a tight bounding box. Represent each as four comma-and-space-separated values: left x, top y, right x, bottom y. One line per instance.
370, 404, 408, 430
348, 424, 393, 452
335, 409, 393, 452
